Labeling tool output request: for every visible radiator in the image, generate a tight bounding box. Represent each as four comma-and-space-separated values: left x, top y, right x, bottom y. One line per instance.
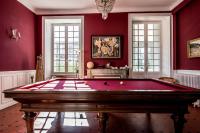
174, 72, 200, 107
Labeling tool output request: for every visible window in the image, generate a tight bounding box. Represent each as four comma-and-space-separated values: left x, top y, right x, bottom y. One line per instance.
132, 22, 161, 74
52, 24, 81, 74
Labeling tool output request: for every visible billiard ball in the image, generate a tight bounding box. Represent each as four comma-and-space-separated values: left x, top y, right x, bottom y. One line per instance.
120, 81, 124, 85
104, 81, 108, 85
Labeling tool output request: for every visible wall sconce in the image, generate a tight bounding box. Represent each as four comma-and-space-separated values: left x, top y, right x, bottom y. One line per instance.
9, 28, 21, 40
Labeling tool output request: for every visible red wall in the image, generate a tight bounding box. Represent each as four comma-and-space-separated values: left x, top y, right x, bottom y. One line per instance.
36, 13, 128, 74
0, 0, 36, 71
173, 0, 200, 70
84, 13, 128, 69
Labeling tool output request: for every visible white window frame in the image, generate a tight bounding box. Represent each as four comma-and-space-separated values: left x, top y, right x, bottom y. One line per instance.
42, 16, 84, 79
128, 13, 172, 79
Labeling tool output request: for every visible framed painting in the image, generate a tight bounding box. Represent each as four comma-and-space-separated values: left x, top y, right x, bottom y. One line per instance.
187, 38, 200, 58
91, 35, 121, 58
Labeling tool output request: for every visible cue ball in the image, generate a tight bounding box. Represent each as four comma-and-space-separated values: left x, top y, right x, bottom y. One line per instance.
120, 81, 124, 85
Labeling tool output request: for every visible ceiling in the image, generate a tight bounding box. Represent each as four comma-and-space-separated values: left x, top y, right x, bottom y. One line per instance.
18, 0, 183, 15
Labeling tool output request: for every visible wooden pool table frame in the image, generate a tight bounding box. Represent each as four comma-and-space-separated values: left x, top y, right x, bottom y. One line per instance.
4, 78, 200, 133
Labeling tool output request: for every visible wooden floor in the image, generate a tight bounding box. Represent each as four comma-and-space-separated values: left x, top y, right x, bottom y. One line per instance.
0, 104, 200, 133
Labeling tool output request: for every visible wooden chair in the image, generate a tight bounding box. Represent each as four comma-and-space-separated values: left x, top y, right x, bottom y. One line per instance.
158, 77, 178, 84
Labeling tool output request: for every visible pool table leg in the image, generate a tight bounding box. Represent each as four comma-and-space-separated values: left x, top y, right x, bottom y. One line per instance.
97, 112, 108, 133
171, 113, 186, 133
23, 112, 37, 133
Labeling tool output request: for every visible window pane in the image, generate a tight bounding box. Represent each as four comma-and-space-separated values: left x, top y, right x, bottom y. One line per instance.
60, 32, 65, 37
54, 61, 59, 66
68, 26, 73, 31
133, 36, 138, 41
139, 48, 144, 53
154, 48, 160, 53
54, 55, 59, 60
154, 54, 160, 59
139, 42, 144, 47
54, 49, 59, 54
60, 49, 65, 54
139, 36, 144, 41
54, 44, 59, 49
74, 32, 79, 37
148, 24, 153, 29
59, 38, 65, 43
74, 44, 79, 49
139, 60, 144, 65
133, 24, 138, 29
74, 38, 79, 43
68, 38, 73, 43
139, 30, 144, 35
154, 60, 160, 65
148, 66, 154, 72
54, 32, 59, 37
148, 30, 153, 35
148, 48, 153, 53
148, 42, 153, 47
133, 54, 138, 59
74, 26, 79, 31
133, 48, 138, 53
154, 42, 160, 47
154, 36, 160, 41
60, 61, 65, 66
133, 66, 138, 71
54, 38, 59, 43
154, 30, 160, 35
148, 60, 153, 65
133, 42, 138, 47
139, 54, 144, 59
60, 67, 65, 72
60, 55, 65, 60
60, 44, 65, 49
54, 67, 59, 72
60, 26, 65, 31
68, 67, 75, 72
54, 26, 59, 31
148, 54, 153, 59
133, 30, 138, 35
139, 24, 144, 29
133, 60, 138, 65
139, 66, 144, 71
148, 36, 153, 41
68, 32, 73, 37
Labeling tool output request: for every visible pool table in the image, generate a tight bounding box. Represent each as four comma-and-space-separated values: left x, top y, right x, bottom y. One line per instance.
4, 78, 200, 133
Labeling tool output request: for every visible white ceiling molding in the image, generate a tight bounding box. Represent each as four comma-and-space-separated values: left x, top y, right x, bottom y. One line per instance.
17, 0, 36, 13
17, 0, 184, 15
169, 0, 184, 10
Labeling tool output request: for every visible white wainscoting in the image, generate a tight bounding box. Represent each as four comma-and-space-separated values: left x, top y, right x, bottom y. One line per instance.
0, 70, 36, 110
173, 70, 200, 107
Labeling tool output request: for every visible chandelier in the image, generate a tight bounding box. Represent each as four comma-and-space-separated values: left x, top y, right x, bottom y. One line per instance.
95, 0, 116, 20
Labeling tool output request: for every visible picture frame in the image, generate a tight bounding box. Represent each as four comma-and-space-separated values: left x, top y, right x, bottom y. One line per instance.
91, 35, 121, 58
187, 37, 200, 58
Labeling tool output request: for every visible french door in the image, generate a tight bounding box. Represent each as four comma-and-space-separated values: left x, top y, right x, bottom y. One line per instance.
131, 21, 161, 78
52, 24, 81, 76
